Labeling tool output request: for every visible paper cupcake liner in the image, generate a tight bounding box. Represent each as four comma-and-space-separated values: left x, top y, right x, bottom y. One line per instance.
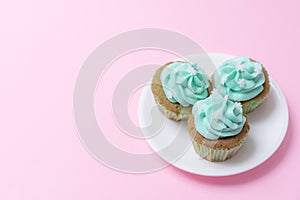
192, 136, 247, 162
154, 95, 190, 121
242, 94, 267, 114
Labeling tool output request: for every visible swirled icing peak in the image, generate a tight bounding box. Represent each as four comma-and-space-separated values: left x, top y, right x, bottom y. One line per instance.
160, 62, 209, 107
214, 56, 265, 101
192, 90, 246, 140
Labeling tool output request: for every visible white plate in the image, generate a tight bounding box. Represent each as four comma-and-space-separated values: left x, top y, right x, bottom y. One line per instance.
138, 53, 289, 176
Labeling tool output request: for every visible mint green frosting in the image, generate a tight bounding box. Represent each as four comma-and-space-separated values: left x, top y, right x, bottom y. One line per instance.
192, 90, 246, 140
214, 56, 265, 101
160, 62, 209, 107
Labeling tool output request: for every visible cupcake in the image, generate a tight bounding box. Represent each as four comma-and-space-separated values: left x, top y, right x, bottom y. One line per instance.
212, 56, 270, 113
187, 90, 250, 162
151, 61, 210, 121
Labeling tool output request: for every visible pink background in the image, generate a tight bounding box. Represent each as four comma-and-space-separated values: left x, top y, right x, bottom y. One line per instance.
0, 0, 299, 199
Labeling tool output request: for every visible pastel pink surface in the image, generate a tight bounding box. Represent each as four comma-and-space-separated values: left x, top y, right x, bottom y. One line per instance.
0, 0, 299, 200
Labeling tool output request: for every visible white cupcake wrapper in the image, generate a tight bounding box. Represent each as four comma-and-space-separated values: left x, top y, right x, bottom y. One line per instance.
192, 136, 247, 162
242, 96, 266, 114
154, 95, 190, 121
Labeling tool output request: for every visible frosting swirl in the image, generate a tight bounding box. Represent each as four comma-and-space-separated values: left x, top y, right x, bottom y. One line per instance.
160, 62, 209, 107
192, 90, 246, 140
214, 56, 265, 101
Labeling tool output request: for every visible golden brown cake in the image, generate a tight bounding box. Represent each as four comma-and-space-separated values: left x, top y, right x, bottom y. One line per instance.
188, 115, 250, 162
